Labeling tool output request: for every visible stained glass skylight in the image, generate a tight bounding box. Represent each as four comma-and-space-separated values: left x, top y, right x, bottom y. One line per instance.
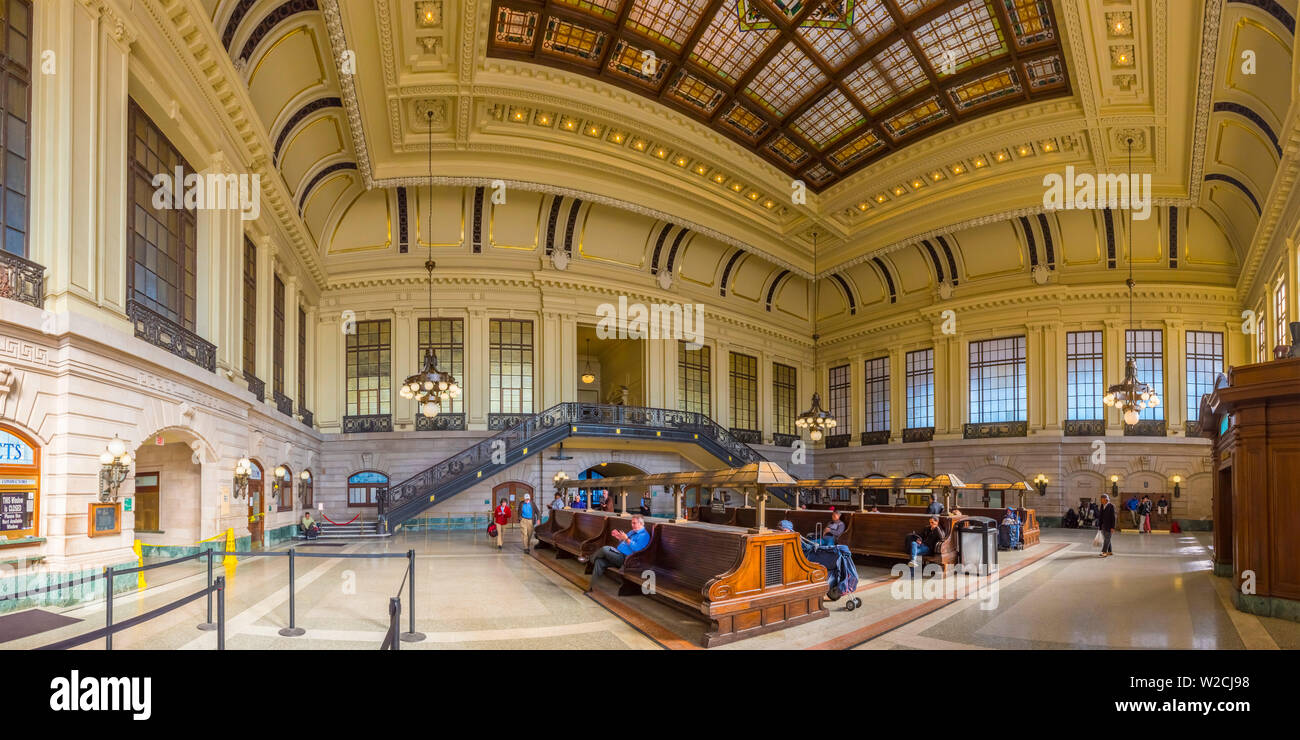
488, 0, 1070, 190
743, 42, 827, 117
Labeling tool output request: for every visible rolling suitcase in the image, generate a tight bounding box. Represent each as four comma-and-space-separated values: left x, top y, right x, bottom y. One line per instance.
997, 523, 1013, 550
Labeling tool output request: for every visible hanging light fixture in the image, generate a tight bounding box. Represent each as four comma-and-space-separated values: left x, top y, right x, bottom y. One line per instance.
581, 338, 596, 384
400, 111, 462, 419
795, 230, 837, 442
1102, 137, 1160, 426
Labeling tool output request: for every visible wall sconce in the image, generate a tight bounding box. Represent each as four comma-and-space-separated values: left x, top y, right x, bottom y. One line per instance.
1110, 474, 1120, 497
1033, 473, 1049, 496
1171, 474, 1181, 499
98, 435, 134, 503
233, 458, 252, 499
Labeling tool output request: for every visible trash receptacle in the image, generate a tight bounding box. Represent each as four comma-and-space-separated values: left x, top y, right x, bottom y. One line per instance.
957, 516, 998, 574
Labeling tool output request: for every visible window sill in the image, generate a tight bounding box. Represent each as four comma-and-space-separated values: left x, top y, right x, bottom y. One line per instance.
0, 536, 46, 550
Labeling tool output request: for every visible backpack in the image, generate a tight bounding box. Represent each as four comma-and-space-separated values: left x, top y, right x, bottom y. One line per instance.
487, 522, 498, 537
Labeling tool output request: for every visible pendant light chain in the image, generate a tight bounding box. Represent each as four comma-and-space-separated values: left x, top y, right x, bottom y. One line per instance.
795, 229, 837, 441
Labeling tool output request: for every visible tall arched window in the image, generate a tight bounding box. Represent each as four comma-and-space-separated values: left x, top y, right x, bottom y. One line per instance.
348, 471, 388, 507
273, 465, 293, 510
299, 469, 313, 509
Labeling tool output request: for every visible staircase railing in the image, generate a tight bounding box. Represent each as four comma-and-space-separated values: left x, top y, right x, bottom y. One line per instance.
378, 402, 790, 529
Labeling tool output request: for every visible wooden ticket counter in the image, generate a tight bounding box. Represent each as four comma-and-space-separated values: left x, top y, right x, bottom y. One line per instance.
1198, 359, 1300, 622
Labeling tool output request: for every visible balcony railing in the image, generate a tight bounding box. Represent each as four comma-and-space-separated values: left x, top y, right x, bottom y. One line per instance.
771, 433, 798, 447
824, 433, 851, 448
902, 427, 934, 443
729, 428, 761, 444
244, 371, 265, 402
1064, 419, 1104, 436
274, 391, 293, 417
417, 413, 466, 431
963, 421, 1028, 439
0, 250, 44, 308
1123, 419, 1167, 437
343, 414, 393, 433
127, 300, 216, 372
860, 430, 890, 446
299, 409, 314, 429
487, 413, 530, 430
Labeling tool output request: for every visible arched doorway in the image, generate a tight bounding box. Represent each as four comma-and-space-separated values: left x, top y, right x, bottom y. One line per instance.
247, 460, 264, 541
0, 425, 40, 540
133, 429, 206, 540
347, 471, 388, 508
492, 481, 533, 523
578, 462, 646, 510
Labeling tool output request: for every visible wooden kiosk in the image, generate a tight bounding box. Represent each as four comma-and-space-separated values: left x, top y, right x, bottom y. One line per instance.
1198, 360, 1300, 622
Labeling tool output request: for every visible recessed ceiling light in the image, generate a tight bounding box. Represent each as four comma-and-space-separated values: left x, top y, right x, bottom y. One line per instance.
995, 152, 1006, 162
713, 173, 726, 183
537, 114, 550, 125
911, 179, 923, 188
654, 148, 669, 159
695, 165, 708, 175
893, 186, 904, 196
973, 158, 986, 168
952, 164, 964, 174
747, 191, 760, 200
675, 156, 688, 167
931, 172, 942, 181
876, 194, 887, 203
512, 110, 525, 121
857, 202, 869, 211
1018, 146, 1030, 156
612, 133, 624, 143
1042, 141, 1055, 152
730, 182, 743, 192
763, 199, 775, 208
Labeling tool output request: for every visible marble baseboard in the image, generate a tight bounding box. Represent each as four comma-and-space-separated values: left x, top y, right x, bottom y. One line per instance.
0, 559, 137, 614
1233, 591, 1300, 623
397, 514, 490, 532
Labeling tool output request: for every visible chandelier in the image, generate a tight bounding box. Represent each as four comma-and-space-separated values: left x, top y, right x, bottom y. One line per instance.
581, 338, 595, 384
399, 111, 461, 418
795, 230, 837, 441
1101, 137, 1160, 426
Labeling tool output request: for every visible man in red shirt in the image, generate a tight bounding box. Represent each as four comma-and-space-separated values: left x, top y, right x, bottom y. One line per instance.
494, 499, 512, 551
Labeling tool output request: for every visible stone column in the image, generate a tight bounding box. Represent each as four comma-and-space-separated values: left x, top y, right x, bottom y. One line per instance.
31, 0, 134, 330
305, 305, 318, 417
540, 311, 563, 408
890, 347, 905, 437
255, 238, 275, 396
316, 310, 342, 432
713, 339, 729, 426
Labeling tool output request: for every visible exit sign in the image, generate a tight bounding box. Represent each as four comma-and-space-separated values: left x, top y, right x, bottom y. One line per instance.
123, 498, 133, 512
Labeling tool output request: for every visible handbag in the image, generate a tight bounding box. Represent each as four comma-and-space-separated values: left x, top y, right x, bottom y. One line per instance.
1092, 530, 1103, 548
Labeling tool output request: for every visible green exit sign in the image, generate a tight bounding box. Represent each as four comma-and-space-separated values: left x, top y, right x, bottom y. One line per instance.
123, 498, 133, 512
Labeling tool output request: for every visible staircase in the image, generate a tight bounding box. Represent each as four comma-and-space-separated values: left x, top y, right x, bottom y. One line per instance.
377, 402, 793, 533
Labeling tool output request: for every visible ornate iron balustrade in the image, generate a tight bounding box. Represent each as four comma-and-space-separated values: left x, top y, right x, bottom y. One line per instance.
127, 300, 216, 372
417, 413, 466, 431
244, 371, 265, 402
1064, 419, 1105, 436
343, 414, 393, 433
1123, 419, 1167, 437
0, 250, 44, 308
902, 427, 935, 443
274, 391, 293, 417
860, 430, 890, 446
824, 434, 851, 448
487, 413, 530, 430
381, 402, 784, 527
299, 409, 314, 428
729, 428, 761, 444
963, 421, 1028, 439
771, 433, 798, 447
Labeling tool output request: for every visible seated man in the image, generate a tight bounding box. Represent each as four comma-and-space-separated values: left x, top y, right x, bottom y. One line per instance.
550, 492, 566, 511
299, 511, 320, 540
820, 511, 846, 546
586, 515, 650, 592
907, 516, 946, 568
926, 497, 944, 515
867, 505, 880, 513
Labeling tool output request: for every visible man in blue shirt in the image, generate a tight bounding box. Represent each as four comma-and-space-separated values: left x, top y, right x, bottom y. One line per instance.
585, 515, 650, 592
519, 494, 538, 554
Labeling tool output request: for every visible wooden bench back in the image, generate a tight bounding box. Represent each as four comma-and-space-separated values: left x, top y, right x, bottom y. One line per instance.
569, 512, 609, 541
842, 512, 964, 558
625, 523, 746, 595
696, 506, 736, 525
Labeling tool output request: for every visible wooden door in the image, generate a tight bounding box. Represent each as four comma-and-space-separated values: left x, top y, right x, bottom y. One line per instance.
134, 472, 160, 531
248, 462, 264, 539
493, 482, 533, 522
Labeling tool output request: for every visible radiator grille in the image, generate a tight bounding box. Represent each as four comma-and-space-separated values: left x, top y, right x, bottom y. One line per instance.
764, 545, 783, 588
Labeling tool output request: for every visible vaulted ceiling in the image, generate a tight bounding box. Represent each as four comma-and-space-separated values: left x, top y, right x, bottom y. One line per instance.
190, 0, 1290, 300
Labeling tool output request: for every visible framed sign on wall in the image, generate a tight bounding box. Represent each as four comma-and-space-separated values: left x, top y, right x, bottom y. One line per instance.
88, 502, 121, 537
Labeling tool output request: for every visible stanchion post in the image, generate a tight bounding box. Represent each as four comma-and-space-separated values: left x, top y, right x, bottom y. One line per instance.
104, 566, 113, 650
198, 548, 217, 631
389, 597, 401, 651
400, 548, 425, 642
216, 576, 226, 651
279, 548, 305, 637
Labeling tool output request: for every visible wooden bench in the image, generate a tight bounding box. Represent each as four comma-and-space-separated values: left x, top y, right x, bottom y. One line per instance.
579, 514, 641, 573
695, 506, 736, 526
882, 506, 1040, 548
534, 509, 573, 550
608, 521, 828, 647
841, 512, 965, 569
553, 512, 617, 561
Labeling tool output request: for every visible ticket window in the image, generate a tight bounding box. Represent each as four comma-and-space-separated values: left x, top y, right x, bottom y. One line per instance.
0, 427, 40, 540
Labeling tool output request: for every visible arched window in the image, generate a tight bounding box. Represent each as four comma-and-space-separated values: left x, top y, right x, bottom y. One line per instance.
348, 471, 388, 507
273, 465, 293, 510
299, 469, 313, 509
0, 425, 39, 539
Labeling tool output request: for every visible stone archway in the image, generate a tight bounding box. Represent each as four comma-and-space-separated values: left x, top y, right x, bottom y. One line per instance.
131, 426, 216, 545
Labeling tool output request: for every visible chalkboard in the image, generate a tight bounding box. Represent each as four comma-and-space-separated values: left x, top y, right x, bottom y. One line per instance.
88, 502, 120, 536
1, 492, 24, 531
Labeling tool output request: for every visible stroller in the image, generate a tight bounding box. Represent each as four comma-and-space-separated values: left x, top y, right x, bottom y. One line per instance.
997, 511, 1022, 550
801, 535, 862, 610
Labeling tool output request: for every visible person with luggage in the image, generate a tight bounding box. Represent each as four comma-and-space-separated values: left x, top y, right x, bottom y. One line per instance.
518, 494, 538, 554
907, 517, 946, 568
1000, 507, 1021, 550
493, 499, 512, 551
1097, 494, 1117, 558
585, 515, 650, 591
821, 511, 846, 546
299, 511, 320, 540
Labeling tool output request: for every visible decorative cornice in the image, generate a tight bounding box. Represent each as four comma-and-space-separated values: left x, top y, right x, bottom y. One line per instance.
319, 0, 374, 190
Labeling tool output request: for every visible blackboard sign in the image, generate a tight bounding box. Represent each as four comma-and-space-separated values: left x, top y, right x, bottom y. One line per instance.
1, 492, 24, 531
88, 502, 120, 537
